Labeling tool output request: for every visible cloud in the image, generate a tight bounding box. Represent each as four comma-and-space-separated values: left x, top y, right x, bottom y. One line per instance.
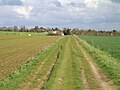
58, 0, 84, 5
70, 2, 85, 8
84, 0, 98, 9
13, 6, 34, 18
0, 0, 23, 6
51, 0, 62, 7
111, 0, 120, 4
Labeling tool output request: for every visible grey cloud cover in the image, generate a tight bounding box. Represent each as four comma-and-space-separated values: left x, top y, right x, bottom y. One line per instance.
0, 0, 120, 30
111, 0, 120, 3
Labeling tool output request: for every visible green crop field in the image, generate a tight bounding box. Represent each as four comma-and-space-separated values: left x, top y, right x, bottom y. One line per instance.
0, 32, 120, 90
79, 36, 120, 61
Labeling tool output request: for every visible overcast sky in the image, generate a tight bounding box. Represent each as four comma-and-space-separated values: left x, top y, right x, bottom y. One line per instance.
0, 0, 120, 30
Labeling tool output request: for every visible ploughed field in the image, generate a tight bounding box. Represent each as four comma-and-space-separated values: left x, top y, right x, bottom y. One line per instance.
0, 32, 120, 90
0, 31, 60, 80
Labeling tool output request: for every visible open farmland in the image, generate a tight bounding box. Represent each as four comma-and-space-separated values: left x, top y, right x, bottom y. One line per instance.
0, 31, 60, 80
1, 0, 120, 89
0, 34, 120, 90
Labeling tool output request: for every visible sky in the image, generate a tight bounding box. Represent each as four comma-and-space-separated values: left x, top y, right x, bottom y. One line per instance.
0, 0, 120, 30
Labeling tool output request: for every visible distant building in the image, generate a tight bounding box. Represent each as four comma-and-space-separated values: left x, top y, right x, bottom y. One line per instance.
48, 30, 64, 36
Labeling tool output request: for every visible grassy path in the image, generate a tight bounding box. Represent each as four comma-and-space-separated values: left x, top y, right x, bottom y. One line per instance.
43, 36, 83, 90
44, 36, 100, 90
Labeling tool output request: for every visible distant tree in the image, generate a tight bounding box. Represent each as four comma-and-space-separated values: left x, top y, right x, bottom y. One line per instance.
14, 26, 18, 31
20, 26, 26, 32
63, 28, 71, 35
88, 29, 91, 32
55, 27, 59, 31
113, 30, 117, 33
63, 28, 67, 35
35, 26, 39, 30
20, 26, 23, 32
23, 26, 26, 31
67, 28, 71, 35
40, 27, 43, 29
52, 28, 54, 31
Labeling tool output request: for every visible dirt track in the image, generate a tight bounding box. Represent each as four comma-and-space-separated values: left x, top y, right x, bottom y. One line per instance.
75, 37, 116, 90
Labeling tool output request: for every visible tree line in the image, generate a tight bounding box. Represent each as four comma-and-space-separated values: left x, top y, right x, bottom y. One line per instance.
0, 26, 120, 36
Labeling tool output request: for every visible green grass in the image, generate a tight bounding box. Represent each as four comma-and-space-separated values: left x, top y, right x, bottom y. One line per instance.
43, 37, 68, 90
44, 36, 84, 90
79, 36, 120, 61
70, 38, 84, 89
44, 36, 107, 90
73, 37, 100, 89
0, 31, 47, 36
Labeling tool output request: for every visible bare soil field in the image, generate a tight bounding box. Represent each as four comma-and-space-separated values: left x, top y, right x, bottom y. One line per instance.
0, 32, 60, 80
